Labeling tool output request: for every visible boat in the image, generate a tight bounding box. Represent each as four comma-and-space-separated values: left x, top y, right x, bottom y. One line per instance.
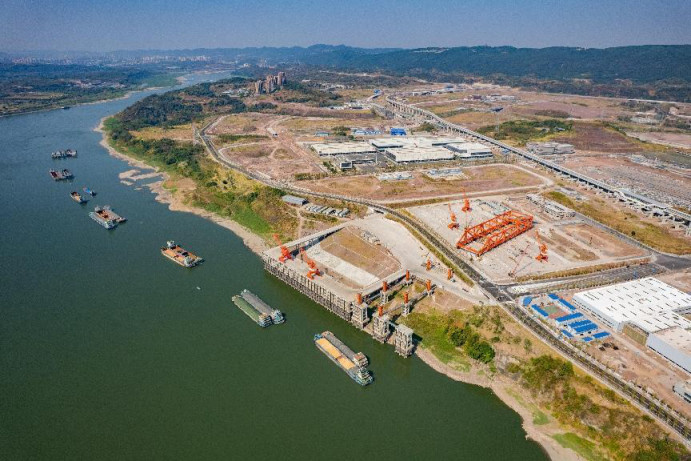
61, 169, 73, 179
70, 191, 87, 203
314, 331, 373, 386
82, 187, 96, 196
49, 169, 62, 180
51, 149, 77, 159
160, 240, 203, 268
89, 210, 117, 229
232, 294, 273, 327
231, 290, 281, 327
89, 205, 124, 229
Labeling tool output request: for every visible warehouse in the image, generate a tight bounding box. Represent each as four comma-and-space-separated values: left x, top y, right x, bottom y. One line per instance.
445, 142, 494, 159
572, 278, 691, 334
311, 142, 377, 156
646, 327, 691, 373
384, 146, 455, 163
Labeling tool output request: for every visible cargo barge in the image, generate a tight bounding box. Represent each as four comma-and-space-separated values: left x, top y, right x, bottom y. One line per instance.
231, 290, 284, 327
160, 240, 203, 268
314, 331, 373, 386
49, 169, 73, 181
70, 191, 87, 204
89, 205, 125, 229
52, 149, 77, 159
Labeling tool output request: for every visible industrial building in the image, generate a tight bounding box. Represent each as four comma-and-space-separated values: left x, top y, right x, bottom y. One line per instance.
646, 327, 691, 373
445, 142, 493, 159
311, 142, 377, 157
390, 128, 407, 136
383, 145, 455, 163
572, 278, 691, 334
282, 195, 308, 206
527, 194, 576, 219
526, 142, 575, 155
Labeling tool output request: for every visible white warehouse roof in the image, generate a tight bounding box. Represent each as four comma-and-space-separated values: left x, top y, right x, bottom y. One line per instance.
573, 277, 691, 334
311, 142, 377, 156
384, 146, 455, 163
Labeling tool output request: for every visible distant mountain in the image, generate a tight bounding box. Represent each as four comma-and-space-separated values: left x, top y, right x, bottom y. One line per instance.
4, 44, 690, 84
298, 45, 691, 84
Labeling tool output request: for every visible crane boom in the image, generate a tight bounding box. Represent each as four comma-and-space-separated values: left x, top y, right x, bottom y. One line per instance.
447, 203, 459, 230
535, 230, 548, 262
272, 233, 293, 263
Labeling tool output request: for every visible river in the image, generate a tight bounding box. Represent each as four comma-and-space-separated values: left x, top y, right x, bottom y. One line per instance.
0, 74, 547, 460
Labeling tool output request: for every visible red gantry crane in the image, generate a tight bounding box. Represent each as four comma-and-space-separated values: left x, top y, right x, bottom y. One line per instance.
461, 187, 472, 213
272, 233, 293, 263
300, 247, 321, 279
447, 203, 459, 230
535, 230, 548, 262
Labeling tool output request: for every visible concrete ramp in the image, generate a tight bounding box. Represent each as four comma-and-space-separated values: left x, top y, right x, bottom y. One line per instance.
308, 245, 379, 287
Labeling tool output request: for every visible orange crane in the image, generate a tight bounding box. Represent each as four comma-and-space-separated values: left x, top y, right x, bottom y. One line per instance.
508, 242, 531, 278
461, 187, 472, 213
447, 203, 459, 230
300, 247, 320, 279
535, 230, 548, 262
272, 233, 292, 263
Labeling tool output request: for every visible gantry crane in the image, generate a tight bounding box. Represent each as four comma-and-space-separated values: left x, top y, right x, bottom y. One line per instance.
300, 247, 320, 279
461, 187, 472, 213
447, 203, 459, 230
535, 230, 548, 262
272, 233, 293, 263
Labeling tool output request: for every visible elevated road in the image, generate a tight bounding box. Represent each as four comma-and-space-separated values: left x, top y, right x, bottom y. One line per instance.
385, 97, 691, 227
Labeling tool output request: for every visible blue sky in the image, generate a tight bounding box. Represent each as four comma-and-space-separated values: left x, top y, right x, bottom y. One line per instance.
2, 0, 689, 51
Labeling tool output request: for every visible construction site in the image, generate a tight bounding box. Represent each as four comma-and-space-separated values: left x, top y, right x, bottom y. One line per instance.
408, 192, 648, 284
263, 214, 488, 356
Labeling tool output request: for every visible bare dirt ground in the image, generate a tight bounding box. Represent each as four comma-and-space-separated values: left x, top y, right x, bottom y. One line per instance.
626, 131, 691, 149
562, 155, 691, 205
553, 123, 643, 152
132, 123, 196, 142
302, 164, 548, 202
320, 227, 400, 280
408, 194, 646, 283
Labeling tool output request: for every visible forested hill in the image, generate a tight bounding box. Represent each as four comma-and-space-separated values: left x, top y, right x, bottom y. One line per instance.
301, 45, 691, 84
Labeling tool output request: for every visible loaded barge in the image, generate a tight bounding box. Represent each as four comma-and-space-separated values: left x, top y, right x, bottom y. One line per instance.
89, 205, 126, 229
49, 169, 73, 181
160, 240, 203, 268
232, 289, 284, 327
52, 149, 77, 159
314, 331, 372, 386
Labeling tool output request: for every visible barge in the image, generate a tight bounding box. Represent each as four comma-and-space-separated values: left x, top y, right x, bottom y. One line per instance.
52, 149, 77, 159
231, 290, 284, 327
49, 168, 73, 181
314, 331, 373, 386
89, 205, 124, 229
70, 191, 87, 204
160, 240, 203, 268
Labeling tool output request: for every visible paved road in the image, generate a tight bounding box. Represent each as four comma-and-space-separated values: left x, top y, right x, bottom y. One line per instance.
196, 120, 691, 442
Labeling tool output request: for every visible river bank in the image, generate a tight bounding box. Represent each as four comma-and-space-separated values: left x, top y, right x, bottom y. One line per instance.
415, 348, 580, 461
96, 116, 582, 460
96, 118, 268, 254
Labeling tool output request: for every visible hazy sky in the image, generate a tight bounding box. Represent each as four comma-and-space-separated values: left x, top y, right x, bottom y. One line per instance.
2, 0, 690, 51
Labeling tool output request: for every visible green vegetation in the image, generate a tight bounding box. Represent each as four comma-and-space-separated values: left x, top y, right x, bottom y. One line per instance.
0, 63, 178, 116
404, 308, 688, 460
478, 119, 572, 145
546, 191, 691, 254
331, 125, 350, 136
273, 81, 342, 107
103, 116, 297, 240
415, 122, 438, 133
217, 133, 268, 143
553, 433, 607, 461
